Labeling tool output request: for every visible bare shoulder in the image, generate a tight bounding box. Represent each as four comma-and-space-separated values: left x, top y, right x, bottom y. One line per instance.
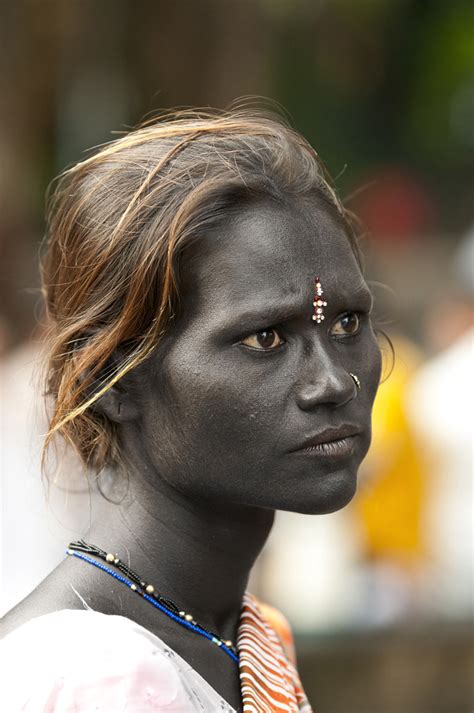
0, 555, 108, 639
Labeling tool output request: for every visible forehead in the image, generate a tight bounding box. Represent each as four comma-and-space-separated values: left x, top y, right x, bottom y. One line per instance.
181, 199, 365, 319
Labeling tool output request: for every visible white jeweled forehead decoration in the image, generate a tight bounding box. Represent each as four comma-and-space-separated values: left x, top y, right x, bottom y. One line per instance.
312, 277, 327, 324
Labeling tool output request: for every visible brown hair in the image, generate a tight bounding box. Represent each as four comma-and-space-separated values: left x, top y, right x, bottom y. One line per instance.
41, 107, 361, 476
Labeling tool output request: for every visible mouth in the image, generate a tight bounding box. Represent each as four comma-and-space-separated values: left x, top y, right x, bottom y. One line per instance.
289, 425, 362, 458
294, 435, 358, 457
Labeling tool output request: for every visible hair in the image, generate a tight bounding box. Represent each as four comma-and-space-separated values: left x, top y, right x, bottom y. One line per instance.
41, 106, 365, 478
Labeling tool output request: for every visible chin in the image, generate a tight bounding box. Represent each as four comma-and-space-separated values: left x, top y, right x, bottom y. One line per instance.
281, 465, 359, 516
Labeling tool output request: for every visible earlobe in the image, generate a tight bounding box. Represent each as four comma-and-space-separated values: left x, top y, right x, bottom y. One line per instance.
84, 351, 140, 424
91, 384, 140, 423
76, 338, 142, 423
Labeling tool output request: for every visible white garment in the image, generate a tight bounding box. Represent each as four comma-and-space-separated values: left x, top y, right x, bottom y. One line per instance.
0, 344, 95, 617
0, 608, 236, 712
407, 328, 474, 617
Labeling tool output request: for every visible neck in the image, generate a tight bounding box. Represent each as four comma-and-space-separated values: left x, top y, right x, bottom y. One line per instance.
85, 464, 274, 640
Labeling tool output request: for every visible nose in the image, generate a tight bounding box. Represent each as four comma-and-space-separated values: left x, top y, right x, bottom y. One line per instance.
295, 344, 356, 411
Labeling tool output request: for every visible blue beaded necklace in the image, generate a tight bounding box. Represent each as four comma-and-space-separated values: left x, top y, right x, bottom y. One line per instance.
66, 539, 239, 664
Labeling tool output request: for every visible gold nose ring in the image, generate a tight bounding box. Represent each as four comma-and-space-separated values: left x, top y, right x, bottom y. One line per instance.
350, 372, 361, 390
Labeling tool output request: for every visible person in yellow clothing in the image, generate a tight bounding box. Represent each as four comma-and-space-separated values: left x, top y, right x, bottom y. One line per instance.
351, 335, 429, 616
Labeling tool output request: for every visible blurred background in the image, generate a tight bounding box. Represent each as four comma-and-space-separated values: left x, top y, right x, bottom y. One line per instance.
0, 1, 473, 711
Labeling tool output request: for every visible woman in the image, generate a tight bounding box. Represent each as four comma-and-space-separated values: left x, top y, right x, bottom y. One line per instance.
0, 108, 382, 711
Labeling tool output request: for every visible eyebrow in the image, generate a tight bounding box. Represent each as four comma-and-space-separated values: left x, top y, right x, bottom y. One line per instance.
227, 285, 374, 333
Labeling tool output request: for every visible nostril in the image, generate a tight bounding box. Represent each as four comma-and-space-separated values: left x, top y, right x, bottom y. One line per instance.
296, 370, 356, 411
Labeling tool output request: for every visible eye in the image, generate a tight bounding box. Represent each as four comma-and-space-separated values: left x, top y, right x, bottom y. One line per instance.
331, 312, 361, 337
239, 328, 285, 351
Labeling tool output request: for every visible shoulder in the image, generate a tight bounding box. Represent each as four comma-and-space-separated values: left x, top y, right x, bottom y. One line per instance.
0, 609, 210, 711
0, 555, 99, 638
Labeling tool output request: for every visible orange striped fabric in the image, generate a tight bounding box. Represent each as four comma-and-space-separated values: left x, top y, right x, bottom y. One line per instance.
237, 592, 313, 712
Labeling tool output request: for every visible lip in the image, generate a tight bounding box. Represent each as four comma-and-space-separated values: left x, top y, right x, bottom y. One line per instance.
292, 435, 359, 458
290, 425, 362, 453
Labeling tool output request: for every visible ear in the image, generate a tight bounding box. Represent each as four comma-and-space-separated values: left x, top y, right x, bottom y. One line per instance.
91, 380, 139, 423
86, 352, 140, 424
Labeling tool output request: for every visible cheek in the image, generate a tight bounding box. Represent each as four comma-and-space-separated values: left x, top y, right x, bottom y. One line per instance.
359, 333, 382, 405
159, 346, 274, 450
148, 347, 281, 501
191, 372, 273, 447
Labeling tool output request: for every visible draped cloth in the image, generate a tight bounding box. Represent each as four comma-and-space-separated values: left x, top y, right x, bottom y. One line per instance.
238, 592, 313, 712
0, 592, 313, 712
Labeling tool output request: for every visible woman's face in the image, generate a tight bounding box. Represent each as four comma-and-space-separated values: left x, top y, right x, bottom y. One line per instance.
130, 198, 381, 514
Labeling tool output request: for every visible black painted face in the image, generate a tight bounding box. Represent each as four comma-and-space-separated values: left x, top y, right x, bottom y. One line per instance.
131, 199, 381, 515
